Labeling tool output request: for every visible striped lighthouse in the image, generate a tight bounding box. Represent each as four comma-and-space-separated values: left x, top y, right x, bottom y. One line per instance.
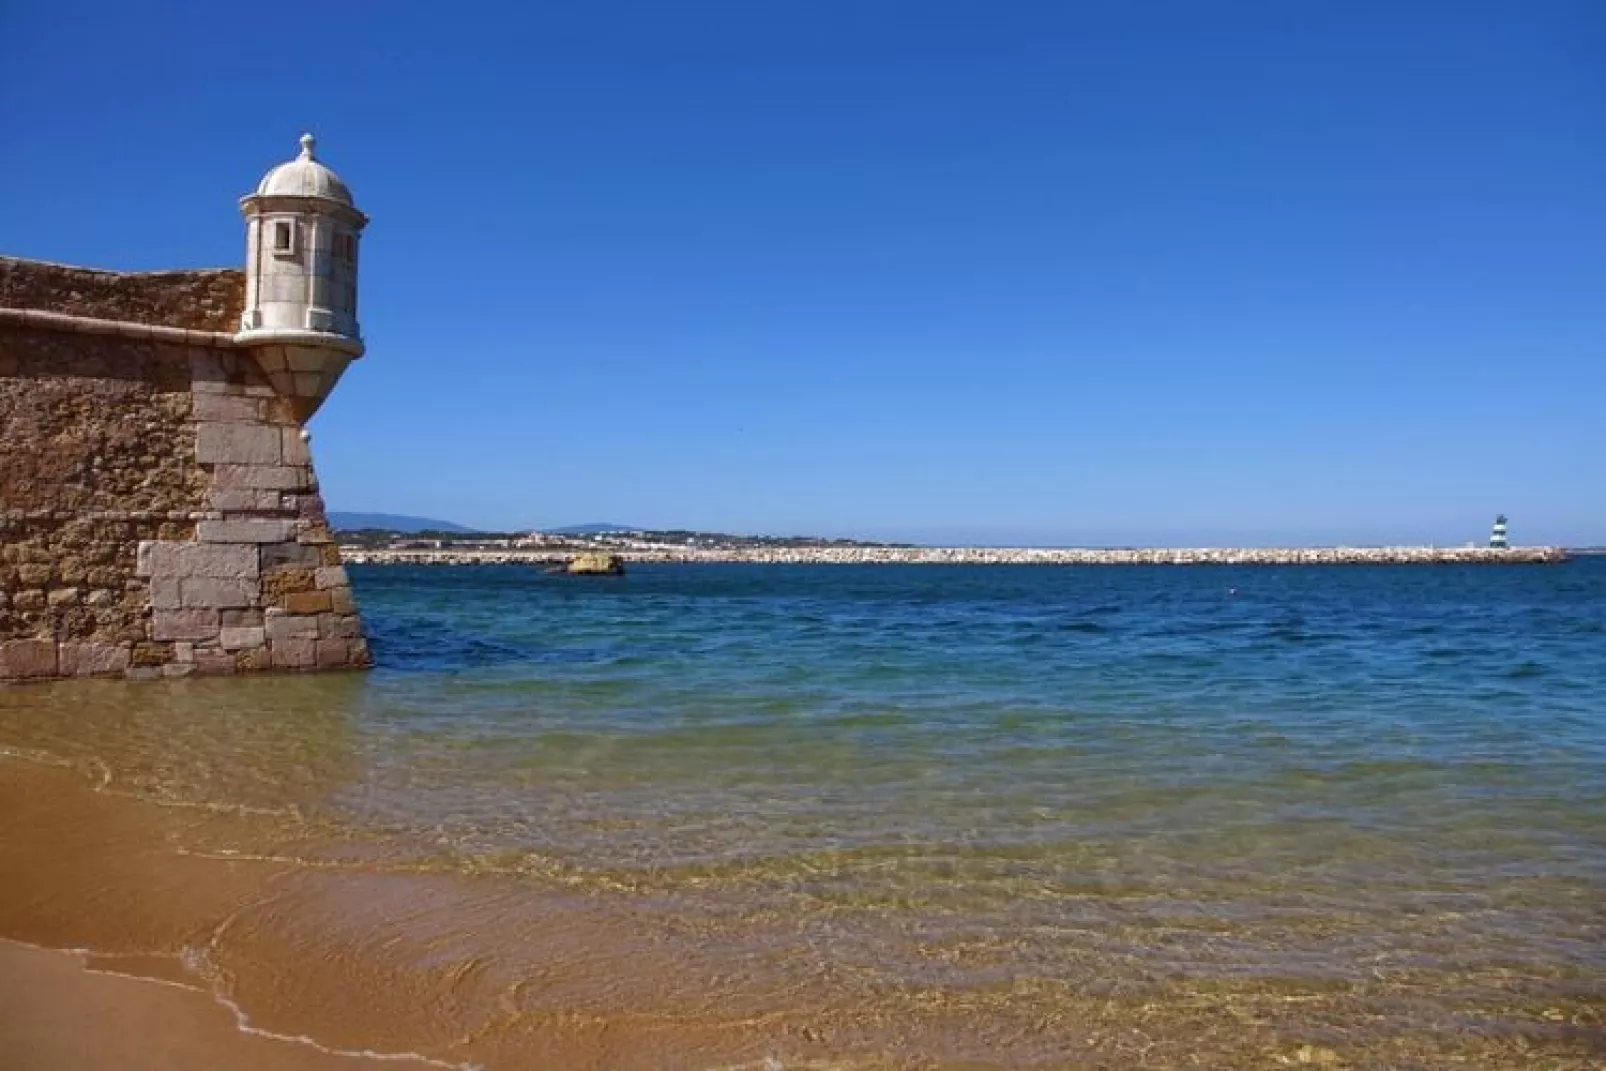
1489, 514, 1509, 549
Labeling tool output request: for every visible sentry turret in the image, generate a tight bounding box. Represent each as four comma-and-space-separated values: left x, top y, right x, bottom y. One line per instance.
235, 133, 368, 420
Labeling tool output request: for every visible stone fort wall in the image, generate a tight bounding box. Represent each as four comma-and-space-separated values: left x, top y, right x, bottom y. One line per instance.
0, 257, 369, 680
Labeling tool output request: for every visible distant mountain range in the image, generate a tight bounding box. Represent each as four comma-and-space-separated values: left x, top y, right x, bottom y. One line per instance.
327, 512, 476, 533
328, 514, 646, 535
543, 523, 640, 535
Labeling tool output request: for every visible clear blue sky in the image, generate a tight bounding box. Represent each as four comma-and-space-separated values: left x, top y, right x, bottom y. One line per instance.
3, 2, 1601, 545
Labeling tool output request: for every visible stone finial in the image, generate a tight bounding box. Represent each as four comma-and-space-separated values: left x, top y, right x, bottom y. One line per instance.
299, 133, 317, 160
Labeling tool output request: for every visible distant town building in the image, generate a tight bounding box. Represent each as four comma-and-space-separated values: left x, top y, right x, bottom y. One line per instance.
1490, 514, 1509, 549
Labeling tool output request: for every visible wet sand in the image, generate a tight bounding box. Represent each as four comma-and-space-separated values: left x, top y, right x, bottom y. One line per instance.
0, 759, 463, 1069
0, 939, 385, 1070
2, 735, 1602, 1068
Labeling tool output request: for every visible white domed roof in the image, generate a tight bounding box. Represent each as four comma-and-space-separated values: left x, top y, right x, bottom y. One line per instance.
254, 134, 353, 205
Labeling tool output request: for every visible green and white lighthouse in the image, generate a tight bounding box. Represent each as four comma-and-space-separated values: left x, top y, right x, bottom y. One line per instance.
1489, 514, 1509, 549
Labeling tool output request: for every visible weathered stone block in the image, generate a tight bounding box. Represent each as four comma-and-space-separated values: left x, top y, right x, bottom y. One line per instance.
262, 567, 316, 600
130, 642, 173, 667
317, 613, 364, 639
263, 397, 298, 424
162, 662, 196, 678
0, 639, 58, 679
17, 562, 50, 586
219, 626, 266, 650
210, 464, 308, 491
314, 566, 349, 590
197, 519, 296, 544
315, 638, 351, 668
188, 349, 231, 390
235, 647, 273, 672
329, 587, 356, 614
143, 541, 258, 580
283, 590, 332, 614
180, 578, 256, 608
206, 489, 269, 512
196, 423, 282, 465
193, 650, 237, 675
151, 609, 219, 642
265, 614, 319, 643
58, 642, 129, 677
297, 522, 336, 545
12, 590, 46, 611
149, 577, 183, 609
281, 428, 311, 466
262, 541, 323, 569
174, 641, 196, 664
191, 394, 263, 422
221, 608, 264, 628
46, 587, 80, 607
272, 638, 316, 669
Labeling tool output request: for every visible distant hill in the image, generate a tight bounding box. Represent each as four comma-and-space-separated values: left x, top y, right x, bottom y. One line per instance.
544, 522, 641, 535
328, 512, 475, 533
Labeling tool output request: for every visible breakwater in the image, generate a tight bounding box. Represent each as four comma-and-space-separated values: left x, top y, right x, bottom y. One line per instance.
342, 545, 1568, 567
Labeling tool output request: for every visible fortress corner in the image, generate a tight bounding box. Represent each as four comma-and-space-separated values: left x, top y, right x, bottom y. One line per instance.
0, 136, 373, 680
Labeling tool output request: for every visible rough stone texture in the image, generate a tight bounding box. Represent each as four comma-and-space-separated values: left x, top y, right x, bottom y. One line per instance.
265, 613, 319, 644
1, 258, 371, 680
151, 609, 220, 642
271, 638, 316, 669
58, 642, 129, 677
0, 639, 58, 679
219, 626, 266, 650
139, 542, 259, 580
195, 424, 283, 466
284, 591, 332, 614
0, 258, 243, 333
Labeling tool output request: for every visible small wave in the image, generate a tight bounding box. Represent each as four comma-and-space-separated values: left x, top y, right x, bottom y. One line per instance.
3, 937, 480, 1071
813, 710, 914, 729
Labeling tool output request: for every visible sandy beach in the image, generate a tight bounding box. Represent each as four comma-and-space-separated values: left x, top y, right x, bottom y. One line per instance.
3, 597, 1602, 1069
0, 758, 469, 1070
0, 939, 387, 1071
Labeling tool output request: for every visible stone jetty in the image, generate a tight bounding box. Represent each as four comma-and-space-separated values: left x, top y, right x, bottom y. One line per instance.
342, 545, 1568, 567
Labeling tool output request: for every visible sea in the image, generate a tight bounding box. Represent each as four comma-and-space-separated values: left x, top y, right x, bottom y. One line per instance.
2, 559, 1603, 1067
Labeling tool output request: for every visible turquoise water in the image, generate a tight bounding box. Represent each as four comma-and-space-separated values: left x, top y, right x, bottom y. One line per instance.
354, 564, 1605, 1004
3, 559, 1603, 1063
352, 560, 1606, 873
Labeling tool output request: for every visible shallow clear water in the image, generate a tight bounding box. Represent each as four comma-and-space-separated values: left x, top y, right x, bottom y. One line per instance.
349, 561, 1606, 885
3, 559, 1604, 1064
